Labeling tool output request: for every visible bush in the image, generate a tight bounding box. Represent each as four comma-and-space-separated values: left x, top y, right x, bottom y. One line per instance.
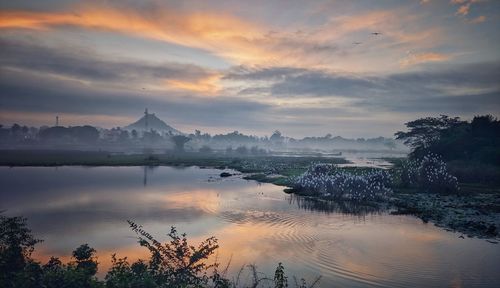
1, 214, 320, 288
447, 161, 500, 185
397, 153, 459, 194
127, 221, 222, 287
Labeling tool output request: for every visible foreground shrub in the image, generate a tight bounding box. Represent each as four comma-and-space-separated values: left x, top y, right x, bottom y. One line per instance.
127, 221, 225, 287
293, 164, 392, 201
1, 214, 320, 288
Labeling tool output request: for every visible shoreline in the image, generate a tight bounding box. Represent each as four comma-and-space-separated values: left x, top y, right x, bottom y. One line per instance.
1, 149, 499, 241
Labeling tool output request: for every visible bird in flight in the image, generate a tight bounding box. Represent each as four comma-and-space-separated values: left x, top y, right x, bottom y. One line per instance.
372, 32, 382, 36
353, 42, 362, 45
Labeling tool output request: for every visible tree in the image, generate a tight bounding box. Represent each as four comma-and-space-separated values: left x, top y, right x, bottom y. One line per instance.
71, 244, 98, 277
71, 126, 100, 143
270, 130, 284, 143
131, 129, 138, 140
171, 135, 190, 151
0, 214, 42, 286
395, 115, 463, 157
118, 130, 129, 142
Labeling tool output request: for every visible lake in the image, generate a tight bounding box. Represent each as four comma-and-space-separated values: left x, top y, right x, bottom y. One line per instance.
1, 166, 499, 287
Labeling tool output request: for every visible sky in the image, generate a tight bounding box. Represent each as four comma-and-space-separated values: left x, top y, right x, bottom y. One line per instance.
0, 0, 499, 138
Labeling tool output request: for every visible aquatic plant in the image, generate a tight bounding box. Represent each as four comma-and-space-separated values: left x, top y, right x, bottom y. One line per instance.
292, 164, 392, 201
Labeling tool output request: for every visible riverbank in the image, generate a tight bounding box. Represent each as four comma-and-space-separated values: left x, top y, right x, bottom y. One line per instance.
2, 149, 499, 240
0, 150, 347, 181
391, 192, 500, 241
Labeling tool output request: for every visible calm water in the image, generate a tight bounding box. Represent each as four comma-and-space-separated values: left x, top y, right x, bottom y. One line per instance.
1, 166, 499, 287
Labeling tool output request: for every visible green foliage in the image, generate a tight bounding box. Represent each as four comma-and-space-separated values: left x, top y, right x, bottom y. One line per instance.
396, 114, 500, 166
274, 263, 288, 288
395, 115, 463, 154
72, 244, 99, 277
105, 255, 156, 288
395, 154, 459, 194
0, 214, 42, 287
1, 214, 320, 288
128, 220, 220, 287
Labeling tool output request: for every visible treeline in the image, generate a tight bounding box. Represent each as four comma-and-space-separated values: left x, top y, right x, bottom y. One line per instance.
188, 130, 401, 152
0, 123, 402, 152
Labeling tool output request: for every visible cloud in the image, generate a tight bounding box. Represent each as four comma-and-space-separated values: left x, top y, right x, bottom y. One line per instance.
399, 52, 451, 67
0, 2, 446, 71
450, 0, 487, 20
456, 3, 471, 15
226, 62, 500, 115
0, 38, 220, 94
468, 15, 486, 23
0, 66, 272, 131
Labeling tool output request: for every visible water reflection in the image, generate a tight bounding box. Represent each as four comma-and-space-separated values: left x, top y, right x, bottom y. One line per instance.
1, 166, 499, 287
289, 195, 387, 216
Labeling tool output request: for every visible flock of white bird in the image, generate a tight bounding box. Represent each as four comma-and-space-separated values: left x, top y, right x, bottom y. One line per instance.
400, 153, 459, 194
293, 163, 393, 201
294, 153, 459, 200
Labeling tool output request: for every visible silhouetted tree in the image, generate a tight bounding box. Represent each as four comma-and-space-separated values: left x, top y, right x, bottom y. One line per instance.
72, 244, 98, 277
131, 129, 138, 140
0, 214, 42, 287
396, 114, 500, 178
395, 115, 463, 158
171, 135, 190, 151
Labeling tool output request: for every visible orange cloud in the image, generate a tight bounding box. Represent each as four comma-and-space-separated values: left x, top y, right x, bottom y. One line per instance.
399, 52, 451, 67
0, 4, 446, 72
456, 3, 471, 15
469, 15, 486, 23
0, 6, 274, 65
164, 73, 222, 95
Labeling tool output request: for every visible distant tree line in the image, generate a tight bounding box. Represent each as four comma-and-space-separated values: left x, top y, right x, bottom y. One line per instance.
0, 122, 402, 152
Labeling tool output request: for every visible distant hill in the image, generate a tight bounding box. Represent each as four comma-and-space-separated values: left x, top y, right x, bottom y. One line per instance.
124, 111, 182, 135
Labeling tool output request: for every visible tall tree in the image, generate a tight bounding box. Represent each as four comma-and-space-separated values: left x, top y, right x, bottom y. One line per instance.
395, 115, 463, 156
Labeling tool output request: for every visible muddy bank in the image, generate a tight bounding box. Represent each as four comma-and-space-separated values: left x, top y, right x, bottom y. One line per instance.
391, 193, 500, 241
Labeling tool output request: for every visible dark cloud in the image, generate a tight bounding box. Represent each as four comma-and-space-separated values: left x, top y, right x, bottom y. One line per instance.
271, 72, 378, 97
0, 37, 215, 84
373, 92, 500, 113
228, 62, 500, 114
0, 68, 270, 128
224, 66, 306, 81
